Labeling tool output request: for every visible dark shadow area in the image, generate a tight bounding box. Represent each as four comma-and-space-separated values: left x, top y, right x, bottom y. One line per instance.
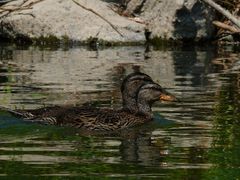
172, 45, 217, 87
173, 6, 197, 42
173, 1, 213, 43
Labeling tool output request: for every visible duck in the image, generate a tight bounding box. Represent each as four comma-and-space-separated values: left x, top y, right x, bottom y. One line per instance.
121, 72, 153, 113
2, 72, 176, 131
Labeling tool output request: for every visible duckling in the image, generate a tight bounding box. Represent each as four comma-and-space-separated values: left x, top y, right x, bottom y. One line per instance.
3, 73, 176, 131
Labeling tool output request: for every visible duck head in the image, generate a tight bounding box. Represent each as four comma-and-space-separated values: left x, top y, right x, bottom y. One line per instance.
137, 83, 176, 118
121, 72, 153, 113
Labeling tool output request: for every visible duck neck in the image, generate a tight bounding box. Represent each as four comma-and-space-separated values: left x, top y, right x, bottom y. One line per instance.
137, 99, 153, 118
122, 100, 138, 113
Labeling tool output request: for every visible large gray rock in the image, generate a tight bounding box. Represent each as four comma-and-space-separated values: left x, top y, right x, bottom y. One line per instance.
0, 0, 145, 43
0, 0, 216, 43
124, 0, 216, 41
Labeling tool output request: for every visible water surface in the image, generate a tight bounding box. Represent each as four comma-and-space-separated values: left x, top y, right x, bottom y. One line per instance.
0, 43, 239, 178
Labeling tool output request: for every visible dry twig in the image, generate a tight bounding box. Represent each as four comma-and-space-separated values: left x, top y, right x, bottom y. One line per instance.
0, 6, 32, 12
201, 0, 240, 29
213, 20, 240, 33
72, 0, 124, 37
0, 0, 45, 19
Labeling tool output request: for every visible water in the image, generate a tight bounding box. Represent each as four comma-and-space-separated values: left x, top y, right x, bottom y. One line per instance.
0, 43, 239, 178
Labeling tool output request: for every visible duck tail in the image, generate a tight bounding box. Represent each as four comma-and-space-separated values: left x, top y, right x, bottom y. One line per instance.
0, 105, 25, 117
0, 105, 50, 125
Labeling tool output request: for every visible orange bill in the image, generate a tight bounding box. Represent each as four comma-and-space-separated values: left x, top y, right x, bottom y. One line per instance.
160, 94, 176, 102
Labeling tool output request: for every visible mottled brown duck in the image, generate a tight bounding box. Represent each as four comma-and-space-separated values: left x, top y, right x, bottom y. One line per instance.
2, 72, 176, 131
121, 72, 153, 113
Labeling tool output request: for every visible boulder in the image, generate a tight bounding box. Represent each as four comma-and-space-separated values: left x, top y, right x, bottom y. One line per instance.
0, 0, 145, 44
0, 0, 216, 44
124, 0, 216, 41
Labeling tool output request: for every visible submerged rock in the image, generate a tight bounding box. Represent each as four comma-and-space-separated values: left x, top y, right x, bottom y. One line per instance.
0, 0, 145, 44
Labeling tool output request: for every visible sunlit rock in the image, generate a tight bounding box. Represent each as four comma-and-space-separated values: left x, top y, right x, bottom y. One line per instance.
124, 0, 216, 41
0, 0, 145, 44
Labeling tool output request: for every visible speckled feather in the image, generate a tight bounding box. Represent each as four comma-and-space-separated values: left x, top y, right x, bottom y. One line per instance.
5, 72, 176, 131
19, 106, 150, 131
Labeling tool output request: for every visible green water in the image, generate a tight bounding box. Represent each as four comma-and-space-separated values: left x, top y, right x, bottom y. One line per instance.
0, 44, 239, 179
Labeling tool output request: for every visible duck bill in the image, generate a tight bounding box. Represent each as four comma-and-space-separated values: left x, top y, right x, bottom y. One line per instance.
160, 93, 176, 102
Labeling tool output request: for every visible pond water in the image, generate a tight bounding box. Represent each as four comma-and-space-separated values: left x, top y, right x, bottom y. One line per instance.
0, 43, 239, 178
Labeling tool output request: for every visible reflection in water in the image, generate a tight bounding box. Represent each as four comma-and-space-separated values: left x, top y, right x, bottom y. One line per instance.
208, 72, 240, 179
0, 43, 239, 178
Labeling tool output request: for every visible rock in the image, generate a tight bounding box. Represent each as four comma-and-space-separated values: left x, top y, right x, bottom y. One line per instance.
0, 0, 145, 44
0, 0, 216, 44
124, 0, 216, 41
0, 0, 14, 5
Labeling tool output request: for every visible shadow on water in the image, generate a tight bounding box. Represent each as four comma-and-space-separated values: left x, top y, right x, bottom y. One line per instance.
0, 43, 239, 178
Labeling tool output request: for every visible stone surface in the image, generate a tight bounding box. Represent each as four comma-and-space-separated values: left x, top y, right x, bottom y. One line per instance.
124, 0, 216, 41
0, 0, 145, 43
0, 0, 216, 43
